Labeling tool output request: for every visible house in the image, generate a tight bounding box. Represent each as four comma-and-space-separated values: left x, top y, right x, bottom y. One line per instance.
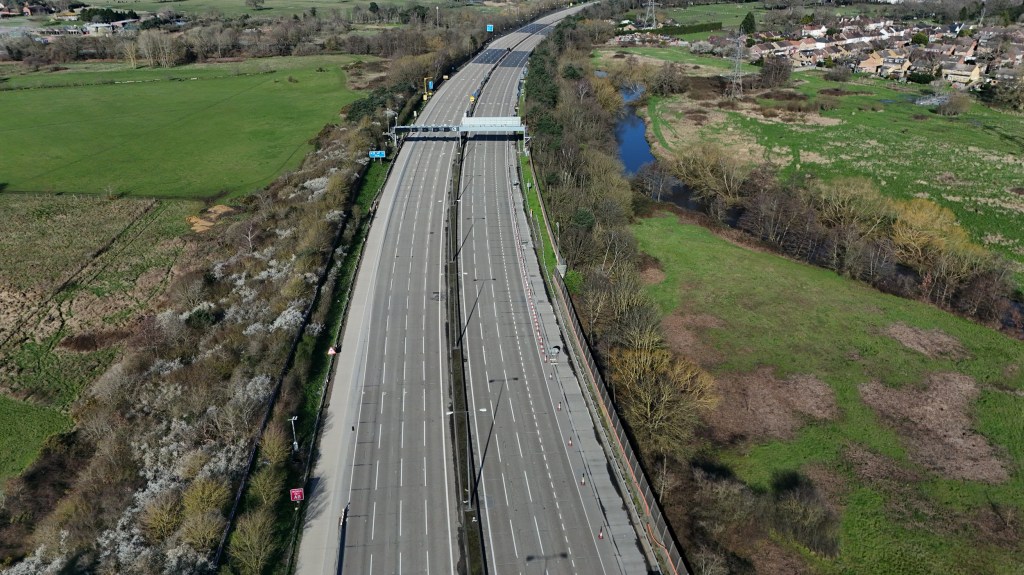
987, 66, 1020, 84
857, 51, 883, 74
22, 4, 48, 16
952, 37, 977, 58
941, 61, 981, 84
878, 48, 912, 78
85, 22, 113, 35
801, 24, 827, 38
924, 42, 956, 56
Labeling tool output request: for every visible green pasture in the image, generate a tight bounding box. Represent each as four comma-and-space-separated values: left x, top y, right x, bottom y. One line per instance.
0, 395, 71, 485
0, 55, 366, 199
91, 0, 437, 19
628, 51, 1024, 280
634, 212, 1024, 574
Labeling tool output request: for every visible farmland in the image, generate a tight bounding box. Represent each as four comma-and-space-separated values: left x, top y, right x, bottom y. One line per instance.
0, 194, 200, 406
0, 55, 368, 199
635, 211, 1024, 574
0, 395, 70, 484
600, 45, 1024, 284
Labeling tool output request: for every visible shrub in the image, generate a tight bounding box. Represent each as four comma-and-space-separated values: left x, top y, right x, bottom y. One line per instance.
908, 71, 935, 84
230, 510, 275, 575
259, 425, 291, 467
141, 491, 182, 543
823, 66, 851, 82
182, 477, 231, 519
937, 92, 971, 116
817, 96, 840, 111
181, 511, 226, 551
248, 466, 284, 509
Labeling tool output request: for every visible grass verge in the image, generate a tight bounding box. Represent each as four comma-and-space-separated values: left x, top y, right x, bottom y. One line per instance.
519, 150, 557, 277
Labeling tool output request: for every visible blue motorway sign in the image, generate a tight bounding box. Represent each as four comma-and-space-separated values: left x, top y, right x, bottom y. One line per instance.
428, 80, 434, 90
368, 150, 386, 159
486, 24, 494, 32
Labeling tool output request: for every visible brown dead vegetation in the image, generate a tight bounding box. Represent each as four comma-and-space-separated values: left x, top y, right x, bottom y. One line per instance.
661, 313, 725, 368
860, 374, 1009, 483
707, 367, 838, 444
885, 322, 969, 360
764, 89, 808, 101
59, 329, 132, 352
187, 204, 235, 233
818, 88, 870, 97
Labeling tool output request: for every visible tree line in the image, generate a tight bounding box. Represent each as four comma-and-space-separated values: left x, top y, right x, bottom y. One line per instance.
2, 1, 562, 69
524, 15, 719, 506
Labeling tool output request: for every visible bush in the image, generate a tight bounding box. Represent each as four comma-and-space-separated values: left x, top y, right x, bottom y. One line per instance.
141, 491, 183, 543
823, 66, 851, 82
817, 96, 840, 111
908, 71, 935, 84
182, 511, 226, 550
182, 477, 231, 519
248, 466, 285, 509
230, 510, 275, 575
937, 92, 971, 116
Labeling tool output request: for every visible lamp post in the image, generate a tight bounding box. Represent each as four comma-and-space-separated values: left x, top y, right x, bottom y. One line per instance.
447, 407, 487, 509
288, 416, 299, 452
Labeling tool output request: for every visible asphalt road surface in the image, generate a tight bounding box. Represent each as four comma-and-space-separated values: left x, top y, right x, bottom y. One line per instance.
295, 8, 599, 575
457, 19, 649, 575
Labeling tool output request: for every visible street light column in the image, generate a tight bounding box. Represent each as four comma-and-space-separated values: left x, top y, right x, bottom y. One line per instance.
288, 416, 299, 452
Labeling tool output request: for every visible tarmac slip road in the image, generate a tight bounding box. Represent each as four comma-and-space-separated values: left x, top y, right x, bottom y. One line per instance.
294, 7, 593, 575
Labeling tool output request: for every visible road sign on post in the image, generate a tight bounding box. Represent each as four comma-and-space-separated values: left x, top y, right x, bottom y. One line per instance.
290, 488, 304, 502
486, 24, 493, 32
368, 150, 386, 159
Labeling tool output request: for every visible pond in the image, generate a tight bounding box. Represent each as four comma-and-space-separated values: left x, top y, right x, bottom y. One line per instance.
615, 86, 655, 176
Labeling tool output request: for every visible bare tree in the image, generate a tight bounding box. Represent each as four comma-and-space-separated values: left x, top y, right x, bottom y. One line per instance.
119, 37, 138, 68
671, 143, 749, 222
759, 54, 792, 88
230, 510, 275, 575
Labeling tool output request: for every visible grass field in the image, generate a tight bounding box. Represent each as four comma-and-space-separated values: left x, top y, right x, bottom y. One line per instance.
616, 47, 1024, 283
0, 55, 367, 199
88, 0, 433, 18
635, 212, 1024, 574
0, 395, 71, 484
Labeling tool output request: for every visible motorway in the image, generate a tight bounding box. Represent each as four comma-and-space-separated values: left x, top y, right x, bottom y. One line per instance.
296, 6, 649, 575
458, 21, 649, 575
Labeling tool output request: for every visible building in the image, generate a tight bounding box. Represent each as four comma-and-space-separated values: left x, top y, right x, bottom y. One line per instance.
940, 62, 981, 84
